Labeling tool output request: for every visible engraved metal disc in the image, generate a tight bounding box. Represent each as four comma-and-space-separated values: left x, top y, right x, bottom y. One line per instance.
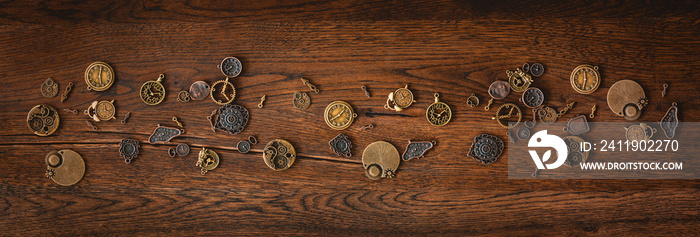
538, 106, 558, 124
84, 61, 114, 91
237, 140, 251, 153
263, 139, 296, 171
27, 104, 59, 136
362, 141, 400, 180
176, 143, 190, 156
401, 141, 435, 161
570, 65, 600, 94
468, 134, 504, 165
516, 127, 531, 140
488, 81, 510, 100
607, 79, 645, 120
659, 102, 679, 138
520, 87, 544, 108
219, 57, 242, 77
189, 81, 210, 100
41, 78, 59, 98
293, 92, 311, 110
324, 101, 357, 130
45, 149, 85, 186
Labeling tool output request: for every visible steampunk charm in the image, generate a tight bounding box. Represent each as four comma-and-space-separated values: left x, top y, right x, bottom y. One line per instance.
85, 61, 115, 91
210, 77, 236, 105
208, 104, 249, 135
140, 74, 166, 105
426, 93, 452, 126
607, 80, 647, 121
119, 139, 140, 164
570, 65, 600, 94
385, 85, 416, 111
237, 136, 258, 154
196, 148, 219, 175
402, 140, 435, 161
485, 81, 510, 111
84, 100, 116, 122
362, 141, 400, 180
218, 57, 242, 77
258, 95, 266, 108
563, 136, 589, 167
563, 115, 590, 135
507, 68, 533, 93
45, 149, 85, 186
176, 143, 190, 156
466, 94, 479, 108
520, 87, 544, 108
148, 124, 184, 144
27, 104, 60, 136
625, 123, 657, 142
516, 127, 531, 140
189, 81, 210, 100
263, 139, 296, 171
41, 78, 59, 98
468, 134, 504, 165
301, 78, 319, 93
177, 91, 191, 102
659, 102, 679, 138
121, 111, 131, 124
329, 133, 353, 158
537, 106, 558, 124
293, 92, 311, 110
324, 101, 357, 130
492, 103, 521, 129
530, 63, 545, 77
61, 82, 73, 102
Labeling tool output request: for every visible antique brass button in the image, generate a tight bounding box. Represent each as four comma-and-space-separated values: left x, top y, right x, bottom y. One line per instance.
570, 65, 600, 94
426, 93, 452, 126
140, 74, 166, 105
492, 103, 521, 129
362, 141, 400, 180
84, 61, 114, 91
402, 140, 435, 161
324, 101, 357, 130
84, 100, 116, 122
119, 139, 140, 164
293, 92, 311, 110
41, 78, 59, 98
385, 85, 416, 111
607, 80, 647, 121
189, 81, 210, 100
45, 150, 84, 186
263, 139, 296, 171
27, 104, 60, 136
507, 68, 533, 93
197, 148, 219, 175
468, 134, 504, 165
660, 102, 679, 138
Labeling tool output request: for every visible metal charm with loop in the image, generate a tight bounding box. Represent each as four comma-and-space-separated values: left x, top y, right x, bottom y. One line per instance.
384, 85, 416, 111
426, 93, 452, 126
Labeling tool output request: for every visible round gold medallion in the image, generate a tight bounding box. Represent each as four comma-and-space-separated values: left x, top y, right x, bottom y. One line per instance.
426, 93, 452, 126
362, 141, 400, 180
27, 104, 59, 136
570, 65, 600, 94
45, 149, 85, 186
84, 61, 115, 91
263, 139, 296, 171
324, 101, 357, 130
140, 74, 166, 105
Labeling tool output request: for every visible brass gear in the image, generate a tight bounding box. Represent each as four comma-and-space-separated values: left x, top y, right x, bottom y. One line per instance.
210, 77, 236, 105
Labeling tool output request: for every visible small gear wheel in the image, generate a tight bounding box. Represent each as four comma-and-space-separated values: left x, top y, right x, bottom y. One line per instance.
385, 169, 396, 178
638, 97, 649, 107
45, 168, 55, 179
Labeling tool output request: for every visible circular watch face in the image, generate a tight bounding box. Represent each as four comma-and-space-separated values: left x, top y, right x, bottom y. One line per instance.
27, 104, 59, 136
293, 92, 311, 110
393, 87, 414, 108
85, 61, 115, 91
219, 57, 242, 77
263, 139, 296, 171
426, 96, 452, 126
95, 100, 116, 121
520, 87, 544, 108
140, 75, 166, 105
324, 101, 357, 130
570, 65, 600, 94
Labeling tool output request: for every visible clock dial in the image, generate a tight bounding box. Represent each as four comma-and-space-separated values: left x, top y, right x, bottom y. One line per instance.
140, 75, 166, 105
84, 62, 114, 91
219, 57, 242, 77
324, 101, 356, 130
570, 65, 600, 94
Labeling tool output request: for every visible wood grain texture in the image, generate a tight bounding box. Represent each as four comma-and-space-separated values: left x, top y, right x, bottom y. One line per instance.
1, 0, 699, 235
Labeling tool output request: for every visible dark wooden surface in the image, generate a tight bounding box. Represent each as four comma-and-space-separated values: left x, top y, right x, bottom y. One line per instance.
1, 0, 699, 235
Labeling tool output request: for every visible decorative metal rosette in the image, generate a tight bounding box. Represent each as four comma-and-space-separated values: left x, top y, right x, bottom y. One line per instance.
210, 104, 249, 135
468, 134, 504, 165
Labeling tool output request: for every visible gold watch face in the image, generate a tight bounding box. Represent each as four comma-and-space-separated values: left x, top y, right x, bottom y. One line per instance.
393, 87, 414, 108
85, 62, 114, 91
324, 101, 356, 130
95, 100, 116, 121
140, 75, 166, 105
426, 102, 451, 126
570, 65, 600, 94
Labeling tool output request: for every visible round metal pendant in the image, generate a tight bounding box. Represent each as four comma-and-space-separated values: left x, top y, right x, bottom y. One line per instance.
41, 78, 59, 98
209, 104, 249, 135
625, 123, 657, 142
140, 74, 166, 105
119, 139, 140, 164
218, 57, 242, 77
468, 134, 504, 165
189, 81, 210, 100
84, 100, 116, 122
210, 77, 236, 105
563, 136, 588, 167
493, 103, 521, 129
176, 143, 190, 156
329, 133, 353, 158
84, 61, 115, 91
45, 149, 84, 186
516, 127, 531, 140
570, 65, 600, 94
488, 81, 510, 100
263, 139, 296, 171
27, 104, 60, 136
196, 148, 219, 175
537, 106, 558, 124
362, 141, 400, 180
520, 87, 544, 108
392, 85, 416, 109
530, 63, 545, 77
507, 68, 532, 92
293, 92, 311, 110
324, 101, 357, 130
607, 80, 646, 121
177, 91, 191, 102
237, 140, 251, 153
426, 93, 452, 126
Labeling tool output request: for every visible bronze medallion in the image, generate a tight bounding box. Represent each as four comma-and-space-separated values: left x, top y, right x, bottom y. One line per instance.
45, 149, 85, 186
468, 134, 504, 165
27, 104, 60, 136
189, 81, 210, 100
263, 139, 296, 171
607, 80, 647, 121
362, 141, 400, 180
41, 78, 59, 98
293, 92, 311, 110
85, 61, 115, 91
485, 80, 510, 110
